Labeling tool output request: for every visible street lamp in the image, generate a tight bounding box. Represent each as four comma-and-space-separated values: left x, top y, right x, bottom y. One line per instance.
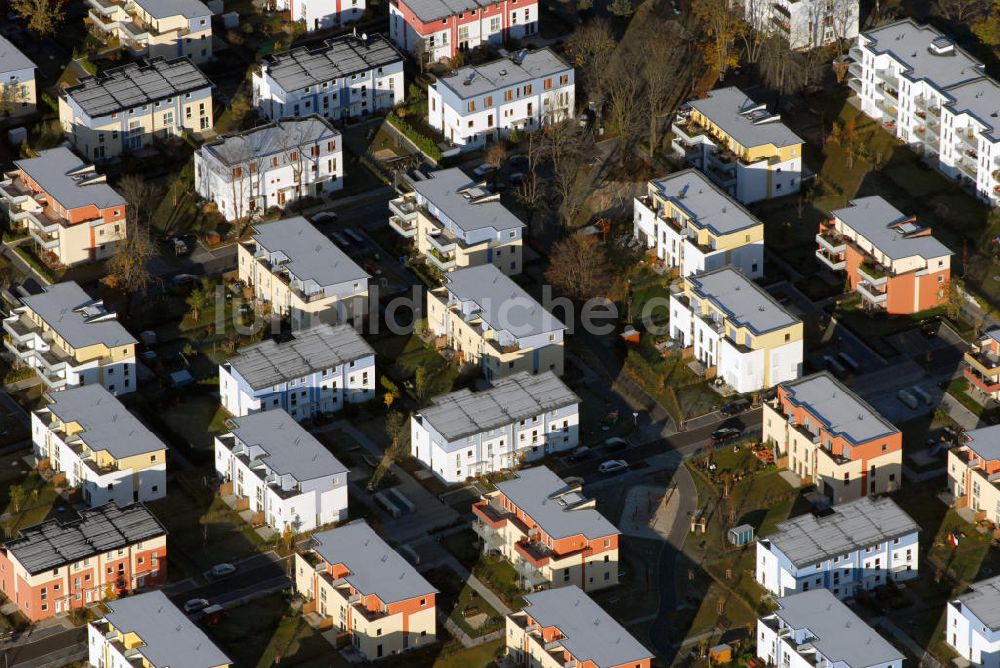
632, 411, 639, 426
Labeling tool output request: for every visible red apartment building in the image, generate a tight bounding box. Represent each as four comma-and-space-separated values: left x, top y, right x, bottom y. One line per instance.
294, 520, 437, 661
472, 465, 619, 592
964, 330, 1000, 400
764, 372, 903, 505
506, 586, 654, 668
389, 0, 538, 63
0, 503, 166, 622
816, 196, 952, 314
0, 146, 126, 267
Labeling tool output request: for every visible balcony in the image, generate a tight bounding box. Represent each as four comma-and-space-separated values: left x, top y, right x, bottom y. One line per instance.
388, 196, 418, 223
671, 119, 707, 146
849, 46, 863, 61
956, 128, 980, 151
816, 249, 846, 271
847, 61, 863, 79
875, 69, 897, 87
425, 227, 457, 253
856, 262, 888, 285
956, 158, 979, 179
29, 228, 59, 250
388, 215, 416, 238
426, 247, 456, 271
875, 96, 897, 117
965, 366, 1000, 395
847, 78, 863, 94
816, 231, 845, 253
965, 345, 1000, 377
880, 84, 900, 101
857, 281, 888, 305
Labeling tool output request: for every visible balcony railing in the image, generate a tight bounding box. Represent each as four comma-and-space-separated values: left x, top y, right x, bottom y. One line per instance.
815, 231, 845, 253
388, 196, 418, 222
427, 248, 456, 271
847, 78, 863, 94
848, 46, 863, 61
816, 249, 846, 271
965, 366, 1000, 394
856, 262, 888, 285
857, 281, 888, 304
956, 158, 978, 179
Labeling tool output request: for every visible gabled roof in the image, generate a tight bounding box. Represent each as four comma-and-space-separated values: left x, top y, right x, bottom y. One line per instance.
250, 217, 370, 289
20, 281, 136, 350
779, 372, 898, 446
495, 466, 617, 541
226, 324, 374, 391
410, 168, 525, 234
5, 503, 165, 575
261, 33, 402, 94
309, 521, 437, 604
44, 385, 166, 460
0, 35, 34, 74
688, 86, 802, 150
831, 196, 952, 262
521, 586, 653, 668
103, 591, 232, 668
226, 409, 347, 482
442, 264, 564, 338
418, 372, 579, 444
14, 147, 126, 211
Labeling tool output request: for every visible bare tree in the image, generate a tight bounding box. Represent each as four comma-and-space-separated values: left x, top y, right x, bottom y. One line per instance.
107, 221, 158, 317
544, 121, 593, 228
690, 0, 744, 81
827, 0, 861, 55
605, 68, 645, 159
116, 175, 163, 231
544, 233, 615, 299
10, 0, 65, 37
738, 0, 770, 64
514, 132, 547, 228
933, 0, 987, 22
484, 142, 507, 189
564, 19, 617, 113
638, 21, 692, 155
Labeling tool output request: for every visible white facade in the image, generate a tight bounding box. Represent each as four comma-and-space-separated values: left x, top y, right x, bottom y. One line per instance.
194, 116, 342, 221
252, 33, 404, 123
755, 497, 919, 600
0, 36, 36, 118
411, 372, 579, 483
849, 19, 1000, 205
276, 0, 365, 30
219, 324, 375, 420
428, 48, 573, 151
743, 0, 858, 50
214, 410, 348, 534
948, 576, 1000, 668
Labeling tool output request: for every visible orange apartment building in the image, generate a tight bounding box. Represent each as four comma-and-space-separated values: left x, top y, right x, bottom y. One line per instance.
964, 330, 1000, 400
472, 465, 620, 593
0, 147, 127, 267
949, 425, 1000, 524
294, 520, 437, 661
0, 503, 166, 622
505, 586, 654, 668
764, 372, 902, 505
816, 196, 952, 314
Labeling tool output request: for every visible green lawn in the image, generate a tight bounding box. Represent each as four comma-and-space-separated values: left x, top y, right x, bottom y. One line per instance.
623, 336, 724, 423
432, 639, 503, 668
369, 331, 460, 403
205, 593, 315, 668
439, 529, 526, 609
424, 566, 504, 639
946, 377, 989, 417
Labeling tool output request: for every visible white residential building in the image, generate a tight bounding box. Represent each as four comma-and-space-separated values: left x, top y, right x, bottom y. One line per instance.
252, 33, 404, 123
411, 371, 578, 483
756, 496, 920, 599
273, 0, 365, 30
31, 385, 168, 508
428, 48, 574, 151
238, 217, 370, 330
669, 267, 803, 393
59, 57, 214, 161
757, 590, 903, 668
219, 323, 375, 420
194, 116, 342, 221
672, 87, 803, 204
848, 19, 1000, 205
2, 281, 137, 394
0, 36, 36, 118
86, 0, 214, 64
215, 409, 348, 534
88, 591, 232, 668
632, 169, 764, 279
742, 0, 859, 51
948, 575, 1000, 667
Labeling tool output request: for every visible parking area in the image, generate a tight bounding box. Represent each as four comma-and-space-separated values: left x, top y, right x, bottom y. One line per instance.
851, 359, 946, 424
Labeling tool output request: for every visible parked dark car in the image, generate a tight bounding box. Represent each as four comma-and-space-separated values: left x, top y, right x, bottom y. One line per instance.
721, 398, 750, 416
711, 427, 743, 444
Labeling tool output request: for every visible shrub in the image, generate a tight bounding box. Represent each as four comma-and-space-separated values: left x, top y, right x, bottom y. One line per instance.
385, 112, 442, 162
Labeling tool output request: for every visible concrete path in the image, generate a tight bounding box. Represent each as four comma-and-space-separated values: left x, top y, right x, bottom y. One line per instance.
871, 616, 943, 668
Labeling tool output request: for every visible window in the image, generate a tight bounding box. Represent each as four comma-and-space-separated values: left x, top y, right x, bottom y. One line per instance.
544, 78, 552, 90
468, 101, 476, 112
485, 96, 493, 106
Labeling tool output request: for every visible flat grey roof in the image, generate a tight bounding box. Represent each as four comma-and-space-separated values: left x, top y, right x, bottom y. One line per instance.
103, 591, 232, 668
780, 372, 898, 446
0, 35, 34, 74
944, 77, 1000, 141
410, 168, 524, 234
958, 575, 1000, 631
962, 424, 1000, 462
436, 48, 571, 99
773, 589, 903, 668
64, 57, 212, 119
227, 324, 374, 391
262, 33, 401, 93
767, 497, 919, 568
227, 409, 347, 481
495, 466, 617, 541
650, 169, 762, 236
45, 385, 166, 459
443, 264, 564, 338
135, 0, 211, 18
251, 216, 369, 288
310, 521, 437, 604
202, 116, 338, 166
831, 196, 952, 261
14, 147, 126, 211
862, 19, 985, 90
688, 267, 799, 335
688, 86, 802, 149
5, 503, 165, 575
21, 281, 136, 349
419, 372, 578, 444
522, 586, 653, 668
398, 0, 489, 23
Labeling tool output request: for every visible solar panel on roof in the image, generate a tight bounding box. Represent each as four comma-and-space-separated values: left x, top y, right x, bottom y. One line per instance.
65, 57, 212, 118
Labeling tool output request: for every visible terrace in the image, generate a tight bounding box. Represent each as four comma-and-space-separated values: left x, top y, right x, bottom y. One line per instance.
856, 261, 889, 284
